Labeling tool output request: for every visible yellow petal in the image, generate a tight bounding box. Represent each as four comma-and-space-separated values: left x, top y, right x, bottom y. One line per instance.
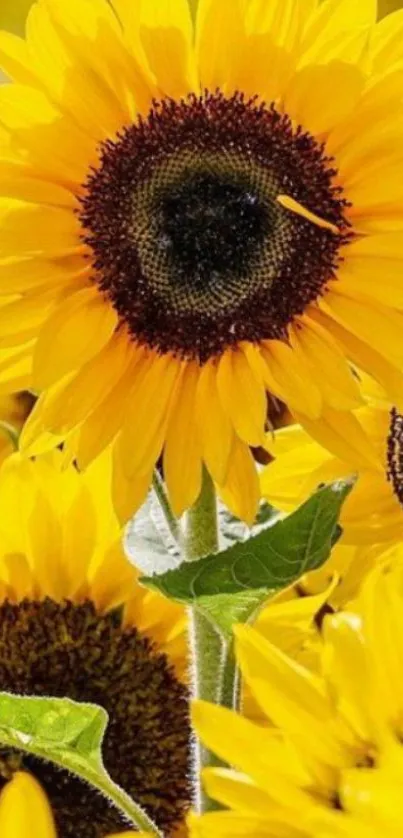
133, 0, 197, 97
0, 342, 33, 394
0, 198, 80, 256
310, 306, 403, 411
0, 255, 88, 295
234, 624, 346, 769
75, 359, 139, 468
203, 768, 274, 815
292, 405, 380, 471
188, 810, 274, 838
192, 700, 308, 793
164, 362, 203, 517
245, 0, 313, 52
28, 0, 142, 135
285, 62, 364, 136
28, 489, 68, 599
0, 772, 57, 837
118, 352, 182, 478
261, 339, 322, 419
41, 330, 131, 433
260, 432, 343, 512
218, 437, 260, 526
33, 287, 118, 389
322, 289, 403, 369
196, 0, 245, 94
370, 9, 403, 75
338, 234, 403, 309
322, 612, 373, 741
2, 553, 36, 601
0, 84, 96, 187
298, 0, 376, 66
196, 359, 233, 486
0, 290, 57, 345
108, 834, 145, 838
217, 349, 266, 447
0, 30, 38, 86
62, 484, 97, 597
0, 160, 76, 208
290, 315, 363, 410
112, 440, 152, 524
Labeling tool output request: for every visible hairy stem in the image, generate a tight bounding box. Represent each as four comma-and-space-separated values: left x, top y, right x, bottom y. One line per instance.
186, 469, 237, 813
152, 469, 181, 545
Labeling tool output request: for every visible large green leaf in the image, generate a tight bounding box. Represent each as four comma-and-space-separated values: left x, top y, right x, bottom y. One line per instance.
0, 693, 161, 836
141, 478, 354, 602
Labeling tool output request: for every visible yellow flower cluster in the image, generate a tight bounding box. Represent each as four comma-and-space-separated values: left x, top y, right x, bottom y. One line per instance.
0, 0, 401, 836
192, 552, 403, 837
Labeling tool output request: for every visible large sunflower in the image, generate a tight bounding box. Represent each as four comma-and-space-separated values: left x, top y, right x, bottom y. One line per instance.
191, 550, 403, 837
0, 449, 190, 837
1, 0, 403, 523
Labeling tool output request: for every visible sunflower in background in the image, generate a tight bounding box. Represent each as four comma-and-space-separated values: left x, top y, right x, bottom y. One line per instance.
0, 0, 402, 525
0, 449, 190, 838
254, 374, 403, 648
261, 383, 403, 546
258, 370, 403, 608
191, 551, 403, 837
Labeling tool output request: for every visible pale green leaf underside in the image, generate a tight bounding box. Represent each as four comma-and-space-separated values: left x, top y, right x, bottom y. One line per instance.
141, 479, 354, 604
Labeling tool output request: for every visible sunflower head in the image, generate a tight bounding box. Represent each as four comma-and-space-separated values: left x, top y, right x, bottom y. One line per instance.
79, 89, 349, 361
0, 450, 190, 837
2, 0, 403, 523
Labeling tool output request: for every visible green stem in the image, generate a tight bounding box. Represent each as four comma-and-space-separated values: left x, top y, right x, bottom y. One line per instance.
185, 467, 218, 561
152, 469, 181, 545
185, 469, 238, 813
88, 768, 162, 836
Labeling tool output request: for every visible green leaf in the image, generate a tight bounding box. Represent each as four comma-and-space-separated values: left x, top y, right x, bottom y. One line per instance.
0, 692, 161, 836
141, 478, 354, 603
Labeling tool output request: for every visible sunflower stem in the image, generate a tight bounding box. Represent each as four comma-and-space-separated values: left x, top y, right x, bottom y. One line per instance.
186, 469, 237, 813
152, 469, 181, 545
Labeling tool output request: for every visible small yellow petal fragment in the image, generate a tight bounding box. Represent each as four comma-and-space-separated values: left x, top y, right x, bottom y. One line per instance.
108, 833, 146, 837
277, 194, 340, 234
0, 772, 57, 837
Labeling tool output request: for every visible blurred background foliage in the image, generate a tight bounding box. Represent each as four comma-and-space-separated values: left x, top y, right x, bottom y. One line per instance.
0, 0, 31, 33
0, 0, 402, 34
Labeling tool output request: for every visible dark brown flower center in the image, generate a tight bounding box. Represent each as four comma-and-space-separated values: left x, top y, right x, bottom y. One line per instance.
79, 91, 350, 362
0, 598, 190, 838
387, 408, 403, 506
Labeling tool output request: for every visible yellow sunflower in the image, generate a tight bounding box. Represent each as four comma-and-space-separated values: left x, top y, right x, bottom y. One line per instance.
261, 399, 403, 545
0, 1, 402, 523
191, 549, 403, 837
0, 449, 190, 837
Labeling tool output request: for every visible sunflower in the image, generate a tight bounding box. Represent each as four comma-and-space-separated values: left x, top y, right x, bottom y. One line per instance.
0, 449, 190, 838
0, 1, 402, 523
261, 398, 403, 546
191, 549, 403, 837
